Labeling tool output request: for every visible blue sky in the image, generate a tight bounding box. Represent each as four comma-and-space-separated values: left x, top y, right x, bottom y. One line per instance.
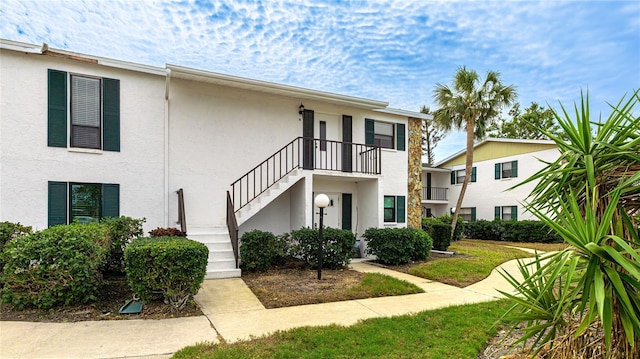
2, 0, 639, 161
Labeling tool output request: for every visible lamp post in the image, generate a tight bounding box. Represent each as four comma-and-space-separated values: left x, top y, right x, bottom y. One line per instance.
314, 194, 330, 280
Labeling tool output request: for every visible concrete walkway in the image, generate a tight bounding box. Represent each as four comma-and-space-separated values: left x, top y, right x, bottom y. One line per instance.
0, 254, 536, 359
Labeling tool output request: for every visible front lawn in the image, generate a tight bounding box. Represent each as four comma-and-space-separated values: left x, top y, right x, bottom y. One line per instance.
408, 239, 533, 287
173, 299, 512, 359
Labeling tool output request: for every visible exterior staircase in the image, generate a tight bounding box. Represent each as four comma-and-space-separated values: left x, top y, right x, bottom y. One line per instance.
187, 226, 241, 279
236, 169, 305, 226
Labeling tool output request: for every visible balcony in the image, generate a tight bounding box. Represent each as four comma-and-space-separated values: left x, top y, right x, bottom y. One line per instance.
422, 186, 448, 201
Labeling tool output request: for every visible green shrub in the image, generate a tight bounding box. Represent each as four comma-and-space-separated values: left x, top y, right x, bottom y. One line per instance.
363, 228, 432, 265
437, 215, 464, 241
1, 223, 110, 309
149, 227, 187, 237
464, 219, 562, 243
240, 230, 288, 272
289, 227, 355, 269
0, 222, 33, 277
422, 218, 451, 251
100, 216, 145, 273
124, 236, 208, 309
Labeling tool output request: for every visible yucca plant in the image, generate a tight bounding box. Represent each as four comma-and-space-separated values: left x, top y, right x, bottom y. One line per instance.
500, 90, 640, 358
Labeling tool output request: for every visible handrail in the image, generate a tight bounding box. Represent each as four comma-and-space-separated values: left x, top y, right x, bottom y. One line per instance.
226, 191, 239, 268
230, 137, 381, 212
176, 188, 187, 233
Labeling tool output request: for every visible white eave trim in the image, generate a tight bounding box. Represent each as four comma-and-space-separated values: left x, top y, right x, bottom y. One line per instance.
0, 39, 165, 76
374, 107, 433, 120
166, 64, 389, 110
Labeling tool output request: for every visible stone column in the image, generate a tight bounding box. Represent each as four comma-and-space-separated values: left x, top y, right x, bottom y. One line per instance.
407, 117, 423, 229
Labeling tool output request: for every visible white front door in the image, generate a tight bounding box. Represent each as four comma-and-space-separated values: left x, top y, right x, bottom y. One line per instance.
314, 192, 340, 229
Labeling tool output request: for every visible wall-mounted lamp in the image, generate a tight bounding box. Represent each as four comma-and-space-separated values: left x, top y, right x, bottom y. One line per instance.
298, 103, 305, 115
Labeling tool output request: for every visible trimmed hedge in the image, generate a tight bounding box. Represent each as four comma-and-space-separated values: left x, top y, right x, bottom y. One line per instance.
149, 227, 187, 237
0, 222, 33, 277
124, 236, 208, 309
290, 227, 355, 269
421, 218, 451, 251
1, 223, 111, 309
436, 215, 464, 241
464, 219, 562, 243
363, 228, 432, 265
240, 230, 288, 272
101, 216, 145, 273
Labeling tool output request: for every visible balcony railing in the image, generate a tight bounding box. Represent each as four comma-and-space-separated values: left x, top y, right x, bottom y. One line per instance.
422, 186, 448, 201
230, 137, 381, 212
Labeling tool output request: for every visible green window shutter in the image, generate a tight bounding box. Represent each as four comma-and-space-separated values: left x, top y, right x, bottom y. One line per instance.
511, 206, 518, 221
341, 193, 352, 230
451, 171, 456, 184
102, 78, 120, 152
471, 207, 477, 222
396, 123, 405, 151
495, 163, 501, 179
48, 69, 67, 147
365, 119, 374, 145
512, 160, 518, 178
471, 167, 477, 182
396, 196, 406, 223
48, 181, 68, 226
101, 184, 120, 218
495, 206, 501, 219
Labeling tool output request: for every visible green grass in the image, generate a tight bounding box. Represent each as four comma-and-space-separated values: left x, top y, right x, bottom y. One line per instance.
346, 273, 423, 297
408, 240, 532, 287
172, 299, 512, 359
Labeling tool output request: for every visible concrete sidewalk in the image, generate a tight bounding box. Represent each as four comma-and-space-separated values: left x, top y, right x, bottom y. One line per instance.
0, 255, 535, 359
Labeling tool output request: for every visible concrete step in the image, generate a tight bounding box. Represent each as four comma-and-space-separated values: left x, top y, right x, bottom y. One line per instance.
207, 258, 237, 270
205, 268, 241, 279
209, 249, 235, 261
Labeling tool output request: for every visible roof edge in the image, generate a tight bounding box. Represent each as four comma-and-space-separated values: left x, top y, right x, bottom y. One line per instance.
435, 137, 558, 167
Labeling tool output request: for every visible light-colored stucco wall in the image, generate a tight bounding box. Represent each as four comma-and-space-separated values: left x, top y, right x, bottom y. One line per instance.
0, 49, 166, 232
445, 148, 559, 220
167, 76, 408, 231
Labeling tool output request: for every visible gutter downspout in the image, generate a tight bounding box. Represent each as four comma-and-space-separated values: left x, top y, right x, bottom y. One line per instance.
164, 68, 171, 227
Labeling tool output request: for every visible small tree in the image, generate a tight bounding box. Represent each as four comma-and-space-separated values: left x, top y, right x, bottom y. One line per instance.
420, 106, 444, 165
487, 102, 565, 140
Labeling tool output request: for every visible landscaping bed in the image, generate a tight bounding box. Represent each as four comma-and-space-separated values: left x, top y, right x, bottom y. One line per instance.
242, 258, 423, 308
0, 273, 202, 322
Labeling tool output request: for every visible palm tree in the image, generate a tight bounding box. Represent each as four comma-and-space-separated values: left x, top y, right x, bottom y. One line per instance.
433, 66, 516, 238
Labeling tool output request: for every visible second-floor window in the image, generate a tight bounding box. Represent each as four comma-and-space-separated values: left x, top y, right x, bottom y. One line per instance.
451, 167, 477, 184
48, 69, 120, 152
365, 119, 405, 151
495, 160, 518, 179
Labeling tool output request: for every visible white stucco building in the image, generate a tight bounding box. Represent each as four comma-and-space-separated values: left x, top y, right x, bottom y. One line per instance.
422, 138, 559, 221
0, 39, 429, 278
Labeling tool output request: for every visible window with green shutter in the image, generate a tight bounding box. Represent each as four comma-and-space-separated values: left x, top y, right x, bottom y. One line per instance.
452, 167, 477, 184
396, 123, 405, 151
48, 181, 119, 226
495, 160, 518, 179
366, 119, 402, 150
471, 167, 477, 182
384, 196, 396, 222
495, 205, 518, 220
47, 70, 120, 152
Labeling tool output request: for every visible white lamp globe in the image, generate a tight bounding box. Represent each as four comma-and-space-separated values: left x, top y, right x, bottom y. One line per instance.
315, 194, 330, 208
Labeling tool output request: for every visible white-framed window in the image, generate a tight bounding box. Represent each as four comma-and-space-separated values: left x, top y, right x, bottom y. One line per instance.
451, 167, 477, 184
495, 161, 518, 179
365, 119, 405, 151
460, 207, 476, 222
495, 206, 518, 221
384, 195, 406, 223
48, 181, 120, 226
71, 75, 102, 149
374, 121, 394, 149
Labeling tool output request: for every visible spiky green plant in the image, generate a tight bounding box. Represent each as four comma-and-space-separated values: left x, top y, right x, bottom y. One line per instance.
500, 90, 640, 358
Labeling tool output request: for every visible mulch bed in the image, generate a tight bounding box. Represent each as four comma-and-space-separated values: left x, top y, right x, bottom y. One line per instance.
0, 274, 202, 322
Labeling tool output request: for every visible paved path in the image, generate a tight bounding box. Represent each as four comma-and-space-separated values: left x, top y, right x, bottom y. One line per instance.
0, 252, 537, 359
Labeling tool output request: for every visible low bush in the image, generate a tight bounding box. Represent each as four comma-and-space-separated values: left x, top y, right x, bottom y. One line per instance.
0, 222, 33, 277
437, 215, 464, 241
363, 228, 432, 265
464, 219, 562, 243
124, 236, 208, 309
240, 230, 288, 272
149, 227, 187, 237
101, 216, 145, 273
1, 223, 111, 309
289, 227, 355, 269
422, 218, 451, 251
